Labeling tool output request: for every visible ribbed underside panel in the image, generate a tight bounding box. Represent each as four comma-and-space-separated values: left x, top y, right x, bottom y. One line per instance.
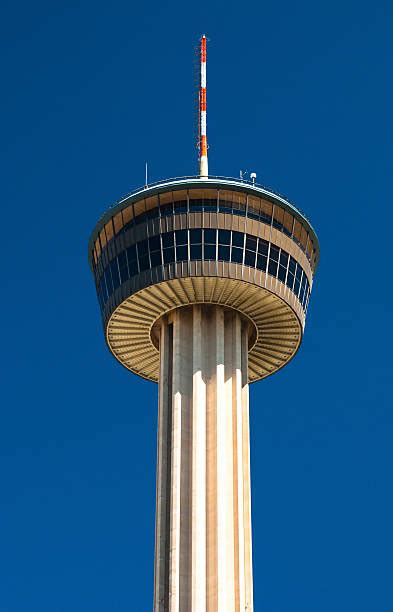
107, 277, 301, 383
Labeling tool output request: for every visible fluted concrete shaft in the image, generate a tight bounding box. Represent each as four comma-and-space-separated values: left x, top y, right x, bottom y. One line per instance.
154, 305, 253, 612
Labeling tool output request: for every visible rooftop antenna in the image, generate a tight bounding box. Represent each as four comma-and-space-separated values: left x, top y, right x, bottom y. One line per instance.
145, 162, 148, 187
198, 35, 208, 178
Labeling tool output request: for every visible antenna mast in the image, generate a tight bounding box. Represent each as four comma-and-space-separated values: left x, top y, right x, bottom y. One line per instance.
199, 35, 208, 178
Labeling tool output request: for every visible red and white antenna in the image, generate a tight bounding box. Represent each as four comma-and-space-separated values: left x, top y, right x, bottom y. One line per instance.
199, 35, 208, 178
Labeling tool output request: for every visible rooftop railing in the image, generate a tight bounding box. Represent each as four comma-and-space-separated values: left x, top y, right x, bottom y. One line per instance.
98, 175, 313, 227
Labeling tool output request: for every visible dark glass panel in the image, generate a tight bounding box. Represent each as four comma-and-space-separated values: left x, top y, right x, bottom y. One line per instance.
100, 277, 108, 303
286, 271, 294, 290
203, 199, 217, 212
150, 251, 162, 267
160, 203, 174, 217
256, 255, 267, 271
288, 256, 296, 274
190, 244, 202, 260
176, 245, 188, 261
145, 207, 158, 220
175, 229, 187, 245
245, 235, 257, 251
118, 251, 128, 283
296, 265, 302, 282
218, 229, 231, 245
104, 266, 113, 294
137, 240, 148, 256
219, 191, 233, 209
149, 235, 160, 252
135, 212, 147, 225
279, 251, 289, 267
268, 260, 278, 277
110, 258, 120, 289
127, 244, 137, 262
190, 229, 202, 244
248, 208, 259, 221
138, 254, 150, 272
189, 199, 203, 212
244, 250, 256, 267
204, 244, 216, 260
128, 259, 138, 276
163, 247, 175, 264
162, 233, 174, 248
294, 279, 300, 296
278, 265, 287, 282
258, 240, 269, 256
231, 246, 243, 263
204, 229, 216, 244
97, 259, 104, 279
174, 200, 187, 213
218, 199, 232, 214
218, 245, 230, 261
232, 232, 244, 248
270, 245, 280, 262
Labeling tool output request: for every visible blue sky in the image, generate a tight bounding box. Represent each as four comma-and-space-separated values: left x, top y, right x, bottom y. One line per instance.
1, 0, 392, 610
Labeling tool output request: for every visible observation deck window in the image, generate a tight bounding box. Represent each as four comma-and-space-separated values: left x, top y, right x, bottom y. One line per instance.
94, 187, 315, 269
97, 227, 312, 315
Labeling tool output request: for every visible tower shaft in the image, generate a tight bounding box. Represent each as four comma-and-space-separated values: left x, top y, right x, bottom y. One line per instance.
154, 305, 253, 611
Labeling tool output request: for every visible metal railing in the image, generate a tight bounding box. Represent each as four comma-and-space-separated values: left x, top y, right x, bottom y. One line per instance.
97, 175, 312, 226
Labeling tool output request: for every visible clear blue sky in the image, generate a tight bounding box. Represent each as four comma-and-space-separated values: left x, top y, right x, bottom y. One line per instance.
1, 1, 392, 610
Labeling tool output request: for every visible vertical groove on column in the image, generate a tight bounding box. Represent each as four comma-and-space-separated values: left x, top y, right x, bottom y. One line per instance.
154, 319, 172, 611
191, 305, 206, 610
224, 311, 236, 610
206, 307, 218, 611
241, 324, 254, 611
179, 308, 192, 611
217, 308, 235, 611
169, 312, 182, 612
233, 313, 246, 612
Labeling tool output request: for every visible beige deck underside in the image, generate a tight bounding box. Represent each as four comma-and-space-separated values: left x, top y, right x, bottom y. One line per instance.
106, 276, 302, 383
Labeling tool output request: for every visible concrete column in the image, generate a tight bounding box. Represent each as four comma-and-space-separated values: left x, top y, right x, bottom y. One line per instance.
153, 305, 254, 612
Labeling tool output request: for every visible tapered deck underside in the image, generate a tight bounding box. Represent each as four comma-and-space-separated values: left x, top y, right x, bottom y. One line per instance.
107, 276, 302, 383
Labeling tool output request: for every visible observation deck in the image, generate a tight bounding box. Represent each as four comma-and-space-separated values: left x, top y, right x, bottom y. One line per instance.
88, 176, 319, 383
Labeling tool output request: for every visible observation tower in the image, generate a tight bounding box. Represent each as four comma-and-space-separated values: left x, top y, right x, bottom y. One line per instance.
88, 36, 319, 612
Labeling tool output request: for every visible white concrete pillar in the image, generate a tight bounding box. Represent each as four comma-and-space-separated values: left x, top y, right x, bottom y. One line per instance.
153, 305, 254, 612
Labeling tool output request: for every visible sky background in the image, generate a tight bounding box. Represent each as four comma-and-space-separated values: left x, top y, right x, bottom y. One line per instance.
1, 0, 392, 610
